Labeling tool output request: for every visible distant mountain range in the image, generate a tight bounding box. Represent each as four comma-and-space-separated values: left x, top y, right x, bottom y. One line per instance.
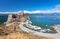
0, 12, 60, 16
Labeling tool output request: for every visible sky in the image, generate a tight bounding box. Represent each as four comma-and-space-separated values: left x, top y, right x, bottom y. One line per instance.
0, 0, 60, 13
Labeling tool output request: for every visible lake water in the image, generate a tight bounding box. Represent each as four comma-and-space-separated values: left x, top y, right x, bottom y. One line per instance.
28, 13, 60, 27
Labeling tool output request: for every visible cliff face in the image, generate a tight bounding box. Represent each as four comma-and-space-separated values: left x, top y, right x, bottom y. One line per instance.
6, 12, 30, 33
7, 12, 29, 23
2, 15, 30, 35
7, 14, 13, 23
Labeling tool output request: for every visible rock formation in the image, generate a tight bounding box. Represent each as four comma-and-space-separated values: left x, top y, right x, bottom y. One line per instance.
7, 12, 29, 23
5, 12, 29, 32
7, 14, 13, 23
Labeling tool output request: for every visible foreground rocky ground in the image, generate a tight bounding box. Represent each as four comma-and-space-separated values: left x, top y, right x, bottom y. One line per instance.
0, 23, 54, 39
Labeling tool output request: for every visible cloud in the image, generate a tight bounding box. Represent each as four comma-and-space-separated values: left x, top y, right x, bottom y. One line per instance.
18, 10, 51, 14
18, 5, 60, 14
0, 5, 60, 14
50, 5, 60, 13
23, 10, 41, 13
0, 12, 18, 14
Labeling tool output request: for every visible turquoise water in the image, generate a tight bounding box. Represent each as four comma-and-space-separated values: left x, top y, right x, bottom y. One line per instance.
0, 14, 8, 24
28, 13, 60, 27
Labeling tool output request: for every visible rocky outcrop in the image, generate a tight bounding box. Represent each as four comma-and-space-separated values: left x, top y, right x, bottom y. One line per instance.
7, 12, 29, 23
7, 14, 13, 23
5, 12, 30, 32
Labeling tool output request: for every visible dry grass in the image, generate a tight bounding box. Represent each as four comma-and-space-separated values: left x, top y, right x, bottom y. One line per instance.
0, 32, 54, 39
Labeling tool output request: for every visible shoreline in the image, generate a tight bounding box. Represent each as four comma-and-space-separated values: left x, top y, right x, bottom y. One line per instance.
19, 23, 60, 39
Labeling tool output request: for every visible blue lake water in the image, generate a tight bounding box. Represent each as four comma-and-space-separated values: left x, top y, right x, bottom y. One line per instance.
28, 13, 60, 27
0, 13, 60, 27
0, 14, 8, 24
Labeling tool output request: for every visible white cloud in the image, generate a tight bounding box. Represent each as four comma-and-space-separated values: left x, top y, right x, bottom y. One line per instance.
18, 5, 60, 14
0, 12, 18, 14
19, 10, 51, 14
50, 5, 60, 13
23, 10, 41, 13
0, 5, 60, 14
